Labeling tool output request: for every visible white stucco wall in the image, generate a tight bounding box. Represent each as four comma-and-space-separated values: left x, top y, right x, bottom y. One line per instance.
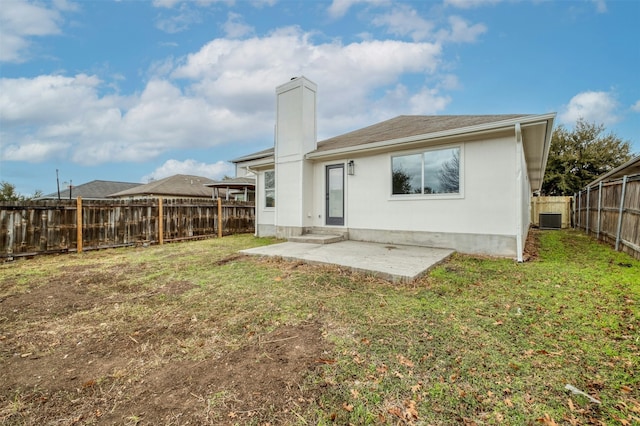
308, 136, 520, 255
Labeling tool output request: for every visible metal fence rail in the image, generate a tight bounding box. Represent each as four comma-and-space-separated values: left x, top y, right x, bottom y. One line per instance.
0, 197, 255, 259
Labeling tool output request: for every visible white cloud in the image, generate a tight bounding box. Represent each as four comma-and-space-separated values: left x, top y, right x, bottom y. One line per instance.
141, 159, 234, 182
374, 84, 451, 116
0, 0, 64, 62
631, 100, 640, 113
560, 91, 620, 125
437, 16, 486, 43
223, 12, 254, 38
327, 0, 388, 19
1, 141, 71, 163
1, 27, 456, 166
152, 0, 229, 8
0, 74, 103, 124
593, 0, 607, 13
444, 0, 502, 9
371, 4, 434, 41
155, 6, 202, 34
170, 26, 443, 136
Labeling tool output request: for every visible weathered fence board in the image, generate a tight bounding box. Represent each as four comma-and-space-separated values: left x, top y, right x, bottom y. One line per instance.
0, 198, 254, 258
575, 175, 640, 259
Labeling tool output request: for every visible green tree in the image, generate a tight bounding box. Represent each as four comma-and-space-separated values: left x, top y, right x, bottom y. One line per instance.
542, 119, 632, 195
392, 168, 413, 194
0, 181, 43, 202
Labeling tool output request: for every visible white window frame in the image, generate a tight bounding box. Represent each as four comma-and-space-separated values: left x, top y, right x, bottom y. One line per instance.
264, 169, 275, 209
390, 144, 464, 200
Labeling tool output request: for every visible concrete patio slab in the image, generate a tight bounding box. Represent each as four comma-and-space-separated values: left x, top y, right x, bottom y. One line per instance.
240, 240, 455, 283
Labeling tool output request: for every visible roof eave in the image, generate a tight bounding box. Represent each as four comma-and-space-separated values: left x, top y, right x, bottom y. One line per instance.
307, 114, 555, 160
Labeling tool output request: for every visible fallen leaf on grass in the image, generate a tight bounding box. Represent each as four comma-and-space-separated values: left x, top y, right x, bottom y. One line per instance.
493, 320, 503, 326
397, 354, 414, 368
388, 406, 403, 419
504, 398, 514, 408
350, 389, 360, 399
404, 399, 419, 419
536, 413, 559, 425
621, 385, 632, 394
411, 383, 422, 393
343, 403, 353, 412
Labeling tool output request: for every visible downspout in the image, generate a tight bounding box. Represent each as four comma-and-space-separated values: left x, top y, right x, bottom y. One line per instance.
246, 165, 258, 237
515, 123, 524, 262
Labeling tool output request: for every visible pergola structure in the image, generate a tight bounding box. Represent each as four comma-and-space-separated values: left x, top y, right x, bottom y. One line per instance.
205, 177, 255, 201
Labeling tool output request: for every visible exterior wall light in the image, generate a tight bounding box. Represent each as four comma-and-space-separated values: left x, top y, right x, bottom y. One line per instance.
347, 160, 355, 175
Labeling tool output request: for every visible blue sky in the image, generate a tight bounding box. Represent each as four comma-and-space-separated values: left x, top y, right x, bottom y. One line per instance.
1, 0, 638, 196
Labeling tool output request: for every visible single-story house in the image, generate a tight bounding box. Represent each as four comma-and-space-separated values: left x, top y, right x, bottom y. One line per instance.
233, 76, 556, 261
38, 180, 141, 200
109, 174, 216, 199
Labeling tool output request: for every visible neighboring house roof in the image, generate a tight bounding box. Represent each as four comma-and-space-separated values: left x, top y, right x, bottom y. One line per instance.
108, 174, 215, 198
587, 155, 640, 187
38, 180, 141, 200
205, 176, 255, 190
233, 113, 555, 192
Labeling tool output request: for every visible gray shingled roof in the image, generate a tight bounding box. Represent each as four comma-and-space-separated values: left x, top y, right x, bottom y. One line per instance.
314, 114, 531, 153
109, 174, 216, 198
233, 114, 533, 162
230, 147, 275, 163
39, 180, 141, 200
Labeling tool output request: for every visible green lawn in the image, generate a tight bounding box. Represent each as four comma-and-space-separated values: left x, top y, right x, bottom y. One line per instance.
1, 230, 638, 425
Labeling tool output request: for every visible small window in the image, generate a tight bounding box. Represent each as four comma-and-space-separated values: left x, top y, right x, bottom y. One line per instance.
264, 170, 275, 208
392, 147, 460, 195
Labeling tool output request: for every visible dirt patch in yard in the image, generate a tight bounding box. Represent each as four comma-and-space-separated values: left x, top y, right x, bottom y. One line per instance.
0, 260, 329, 425
523, 228, 540, 261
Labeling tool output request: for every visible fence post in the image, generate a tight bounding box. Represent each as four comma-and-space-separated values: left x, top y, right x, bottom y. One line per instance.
586, 186, 590, 234
217, 197, 222, 238
596, 182, 603, 239
615, 175, 628, 251
158, 197, 164, 245
76, 196, 83, 253
577, 191, 582, 229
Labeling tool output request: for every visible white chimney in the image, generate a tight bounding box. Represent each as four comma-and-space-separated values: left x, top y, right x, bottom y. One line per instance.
274, 76, 317, 238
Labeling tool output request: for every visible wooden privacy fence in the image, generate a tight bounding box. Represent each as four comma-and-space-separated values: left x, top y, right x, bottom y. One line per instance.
0, 197, 254, 259
530, 196, 573, 228
575, 175, 640, 259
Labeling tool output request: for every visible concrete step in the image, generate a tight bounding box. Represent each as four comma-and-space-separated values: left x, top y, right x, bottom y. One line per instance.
288, 234, 344, 244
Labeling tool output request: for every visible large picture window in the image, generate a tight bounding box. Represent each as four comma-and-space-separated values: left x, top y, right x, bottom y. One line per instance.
264, 170, 275, 207
392, 147, 460, 195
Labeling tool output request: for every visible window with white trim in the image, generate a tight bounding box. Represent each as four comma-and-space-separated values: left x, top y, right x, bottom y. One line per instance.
392, 147, 460, 195
264, 170, 275, 207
